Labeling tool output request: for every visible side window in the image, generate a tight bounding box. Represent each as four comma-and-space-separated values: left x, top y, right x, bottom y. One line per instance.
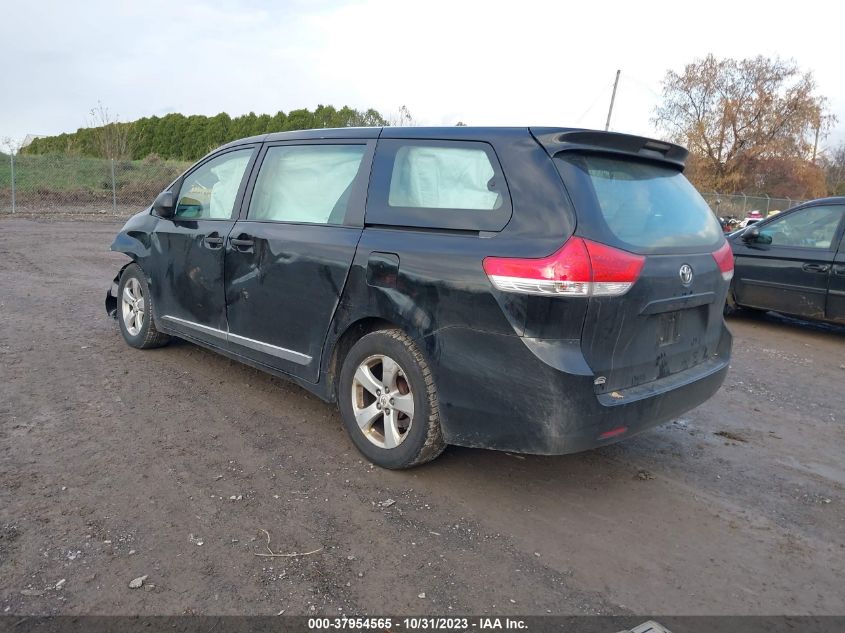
388, 145, 503, 210
367, 139, 512, 231
758, 205, 844, 249
175, 149, 253, 220
247, 145, 366, 224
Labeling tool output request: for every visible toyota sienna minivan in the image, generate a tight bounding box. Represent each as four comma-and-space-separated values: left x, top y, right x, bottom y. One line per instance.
106, 126, 733, 469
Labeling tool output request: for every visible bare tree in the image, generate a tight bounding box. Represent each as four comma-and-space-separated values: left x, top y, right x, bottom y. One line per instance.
387, 105, 416, 127
653, 54, 835, 195
89, 101, 132, 160
0, 136, 23, 156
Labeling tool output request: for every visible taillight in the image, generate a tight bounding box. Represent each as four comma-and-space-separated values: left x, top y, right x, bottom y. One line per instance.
482, 237, 645, 297
712, 241, 734, 282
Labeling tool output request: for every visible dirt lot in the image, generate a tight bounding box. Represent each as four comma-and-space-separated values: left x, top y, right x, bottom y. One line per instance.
1, 217, 844, 617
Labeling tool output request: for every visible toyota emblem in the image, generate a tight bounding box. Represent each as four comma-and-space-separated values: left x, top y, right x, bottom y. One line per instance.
679, 264, 693, 286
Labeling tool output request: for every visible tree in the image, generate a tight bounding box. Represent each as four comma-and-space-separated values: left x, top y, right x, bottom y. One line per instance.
745, 155, 826, 199
89, 101, 132, 160
387, 105, 416, 127
207, 112, 232, 148
821, 143, 845, 196
270, 110, 288, 132
23, 105, 389, 161
653, 54, 835, 197
1, 136, 23, 156
357, 108, 388, 127
286, 108, 315, 131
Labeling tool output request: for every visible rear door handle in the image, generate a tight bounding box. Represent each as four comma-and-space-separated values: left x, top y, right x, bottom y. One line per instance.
203, 232, 224, 248
802, 263, 830, 273
834, 265, 845, 276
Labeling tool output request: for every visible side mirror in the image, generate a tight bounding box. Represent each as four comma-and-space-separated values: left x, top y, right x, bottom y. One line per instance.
153, 190, 176, 219
741, 226, 760, 243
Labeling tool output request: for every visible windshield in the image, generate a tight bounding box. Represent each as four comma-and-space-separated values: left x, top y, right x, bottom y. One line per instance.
556, 154, 723, 250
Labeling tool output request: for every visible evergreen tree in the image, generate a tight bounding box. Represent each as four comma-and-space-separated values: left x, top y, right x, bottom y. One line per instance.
22, 105, 388, 161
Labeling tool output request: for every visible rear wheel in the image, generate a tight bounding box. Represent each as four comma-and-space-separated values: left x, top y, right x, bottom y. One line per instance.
338, 329, 445, 469
117, 264, 170, 349
724, 289, 765, 317
723, 289, 740, 316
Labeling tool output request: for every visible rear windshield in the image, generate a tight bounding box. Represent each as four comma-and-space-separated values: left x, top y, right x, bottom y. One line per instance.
556, 154, 722, 250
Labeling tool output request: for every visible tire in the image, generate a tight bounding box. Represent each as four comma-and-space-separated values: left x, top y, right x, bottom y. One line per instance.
723, 289, 740, 317
338, 329, 445, 469
724, 289, 765, 318
117, 263, 171, 349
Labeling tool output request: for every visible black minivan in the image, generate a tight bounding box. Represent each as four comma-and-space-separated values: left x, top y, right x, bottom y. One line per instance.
106, 127, 733, 468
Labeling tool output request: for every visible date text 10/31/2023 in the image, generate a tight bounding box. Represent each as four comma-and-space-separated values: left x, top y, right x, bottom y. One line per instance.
307, 617, 528, 630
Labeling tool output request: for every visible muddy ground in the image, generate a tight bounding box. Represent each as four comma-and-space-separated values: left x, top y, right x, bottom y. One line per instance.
0, 217, 843, 616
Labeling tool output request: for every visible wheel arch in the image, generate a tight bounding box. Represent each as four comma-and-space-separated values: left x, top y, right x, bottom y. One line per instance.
107, 260, 162, 330
105, 260, 135, 318
323, 316, 404, 401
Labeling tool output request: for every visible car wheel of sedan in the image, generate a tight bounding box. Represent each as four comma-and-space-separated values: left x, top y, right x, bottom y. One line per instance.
117, 264, 171, 349
338, 329, 445, 469
723, 289, 740, 316
724, 289, 766, 318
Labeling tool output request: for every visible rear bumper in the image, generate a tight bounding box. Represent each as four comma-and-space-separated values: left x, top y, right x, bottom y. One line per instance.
422, 325, 731, 455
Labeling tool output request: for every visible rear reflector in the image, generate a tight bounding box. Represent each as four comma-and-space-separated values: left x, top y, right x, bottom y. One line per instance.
598, 426, 628, 440
483, 237, 645, 297
711, 241, 734, 281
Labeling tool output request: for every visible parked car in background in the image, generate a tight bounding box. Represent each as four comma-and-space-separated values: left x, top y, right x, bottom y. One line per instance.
105, 127, 733, 469
720, 217, 740, 233
726, 197, 845, 323
738, 210, 764, 228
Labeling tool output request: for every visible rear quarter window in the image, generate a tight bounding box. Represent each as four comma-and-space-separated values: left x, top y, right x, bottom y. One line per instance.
366, 139, 512, 231
556, 154, 723, 253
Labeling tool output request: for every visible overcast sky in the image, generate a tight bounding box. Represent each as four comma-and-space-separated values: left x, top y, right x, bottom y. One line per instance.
2, 0, 843, 152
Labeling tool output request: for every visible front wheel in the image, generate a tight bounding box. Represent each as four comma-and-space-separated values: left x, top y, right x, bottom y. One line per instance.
117, 263, 171, 349
338, 329, 445, 469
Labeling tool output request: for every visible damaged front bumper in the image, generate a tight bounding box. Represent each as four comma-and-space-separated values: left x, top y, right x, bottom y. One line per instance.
105, 269, 124, 319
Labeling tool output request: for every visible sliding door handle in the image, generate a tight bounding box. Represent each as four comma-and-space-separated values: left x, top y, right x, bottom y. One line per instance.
802, 263, 830, 273
229, 234, 254, 251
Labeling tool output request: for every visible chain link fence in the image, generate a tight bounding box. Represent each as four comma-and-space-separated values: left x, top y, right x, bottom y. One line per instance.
0, 153, 191, 216
699, 192, 804, 219
1, 152, 809, 220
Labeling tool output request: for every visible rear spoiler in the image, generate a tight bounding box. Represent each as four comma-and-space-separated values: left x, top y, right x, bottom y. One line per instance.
530, 128, 688, 170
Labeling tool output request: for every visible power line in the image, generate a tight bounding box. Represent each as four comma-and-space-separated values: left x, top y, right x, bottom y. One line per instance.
574, 80, 615, 126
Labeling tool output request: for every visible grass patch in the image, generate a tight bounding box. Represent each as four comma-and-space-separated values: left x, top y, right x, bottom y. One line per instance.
0, 154, 192, 205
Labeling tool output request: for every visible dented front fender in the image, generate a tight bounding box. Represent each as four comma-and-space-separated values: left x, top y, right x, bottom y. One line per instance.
109, 208, 158, 259
106, 209, 158, 318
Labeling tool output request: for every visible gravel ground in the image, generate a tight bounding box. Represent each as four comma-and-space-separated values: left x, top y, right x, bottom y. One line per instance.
1, 217, 843, 616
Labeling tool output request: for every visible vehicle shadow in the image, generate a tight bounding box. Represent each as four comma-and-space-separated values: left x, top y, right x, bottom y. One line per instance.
727, 309, 845, 339
412, 436, 657, 494
163, 334, 687, 492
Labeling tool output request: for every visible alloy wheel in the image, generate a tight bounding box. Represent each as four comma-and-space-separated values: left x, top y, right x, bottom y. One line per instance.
351, 354, 415, 449
121, 277, 145, 337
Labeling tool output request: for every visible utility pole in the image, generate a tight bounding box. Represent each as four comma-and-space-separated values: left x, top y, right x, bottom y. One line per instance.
605, 69, 621, 132
111, 159, 117, 214
10, 152, 15, 214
